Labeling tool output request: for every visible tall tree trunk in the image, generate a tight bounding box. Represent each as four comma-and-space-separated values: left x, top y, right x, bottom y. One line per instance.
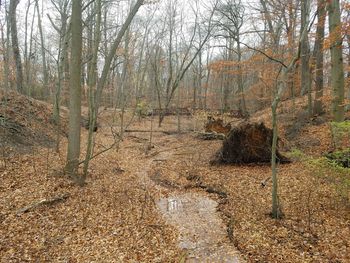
236, 34, 247, 115
35, 0, 49, 97
119, 19, 131, 137
286, 1, 296, 101
52, 1, 69, 125
347, 35, 350, 111
328, 0, 345, 122
83, 0, 102, 178
94, 0, 144, 113
271, 96, 280, 218
9, 0, 24, 94
313, 0, 326, 115
193, 72, 197, 109
26, 4, 37, 95
65, 0, 82, 183
1, 16, 10, 90
300, 0, 312, 117
80, 0, 144, 176
24, 1, 32, 91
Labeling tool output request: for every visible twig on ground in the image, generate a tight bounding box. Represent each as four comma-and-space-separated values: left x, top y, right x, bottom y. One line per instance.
16, 193, 70, 215
261, 176, 271, 187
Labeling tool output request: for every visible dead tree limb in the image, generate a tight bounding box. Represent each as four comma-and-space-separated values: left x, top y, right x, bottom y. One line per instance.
16, 193, 70, 215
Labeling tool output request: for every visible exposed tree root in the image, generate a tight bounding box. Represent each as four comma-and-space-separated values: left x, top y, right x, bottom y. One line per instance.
211, 122, 290, 164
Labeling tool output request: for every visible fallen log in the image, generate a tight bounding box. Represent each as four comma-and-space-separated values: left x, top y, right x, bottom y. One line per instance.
125, 129, 170, 134
16, 193, 70, 215
196, 132, 226, 140
81, 117, 98, 132
211, 122, 290, 164
146, 107, 191, 116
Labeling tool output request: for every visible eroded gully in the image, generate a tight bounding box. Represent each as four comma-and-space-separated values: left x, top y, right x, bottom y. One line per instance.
136, 143, 244, 263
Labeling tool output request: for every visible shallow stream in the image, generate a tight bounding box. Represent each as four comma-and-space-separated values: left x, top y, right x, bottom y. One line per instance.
157, 193, 242, 262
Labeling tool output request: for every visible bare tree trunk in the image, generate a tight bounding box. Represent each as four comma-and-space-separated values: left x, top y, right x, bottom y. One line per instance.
177, 79, 181, 133
9, 0, 24, 94
347, 35, 350, 111
24, 1, 32, 91
220, 72, 224, 113
94, 0, 144, 112
236, 34, 247, 115
193, 73, 197, 109
35, 0, 49, 97
81, 0, 144, 176
203, 44, 212, 110
271, 95, 280, 218
26, 4, 37, 95
65, 0, 82, 183
300, 0, 312, 117
328, 0, 345, 122
1, 18, 10, 90
312, 0, 326, 115
51, 0, 70, 126
83, 0, 102, 178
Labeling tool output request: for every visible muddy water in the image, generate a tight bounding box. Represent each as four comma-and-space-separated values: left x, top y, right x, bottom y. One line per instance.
135, 143, 243, 262
157, 193, 242, 262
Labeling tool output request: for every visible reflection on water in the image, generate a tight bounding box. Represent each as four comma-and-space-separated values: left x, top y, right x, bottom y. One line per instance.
167, 198, 182, 211
157, 193, 243, 263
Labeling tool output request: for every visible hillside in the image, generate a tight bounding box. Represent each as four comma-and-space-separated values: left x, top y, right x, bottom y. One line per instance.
0, 90, 68, 153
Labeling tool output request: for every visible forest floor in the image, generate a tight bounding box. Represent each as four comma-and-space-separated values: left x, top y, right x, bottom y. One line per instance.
1, 91, 350, 262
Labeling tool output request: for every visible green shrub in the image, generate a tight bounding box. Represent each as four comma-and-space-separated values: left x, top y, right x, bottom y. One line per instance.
330, 121, 350, 150
136, 101, 149, 118
306, 157, 350, 202
286, 148, 306, 161
325, 149, 350, 168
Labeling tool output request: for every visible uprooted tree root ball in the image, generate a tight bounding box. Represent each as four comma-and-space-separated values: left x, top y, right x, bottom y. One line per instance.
211, 122, 290, 164
204, 116, 232, 135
